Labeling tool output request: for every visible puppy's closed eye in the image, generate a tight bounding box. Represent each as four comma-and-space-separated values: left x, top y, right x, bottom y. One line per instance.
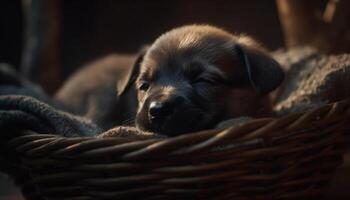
192, 75, 225, 87
193, 77, 217, 84
185, 62, 226, 86
138, 82, 150, 91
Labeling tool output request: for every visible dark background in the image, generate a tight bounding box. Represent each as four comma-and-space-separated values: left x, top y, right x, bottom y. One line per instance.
3, 0, 350, 95
1, 0, 283, 88
0, 1, 23, 68
60, 0, 283, 75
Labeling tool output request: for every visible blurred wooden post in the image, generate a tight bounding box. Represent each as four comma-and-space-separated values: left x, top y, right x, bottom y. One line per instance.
276, 0, 350, 53
21, 0, 62, 94
276, 0, 321, 47
327, 0, 350, 53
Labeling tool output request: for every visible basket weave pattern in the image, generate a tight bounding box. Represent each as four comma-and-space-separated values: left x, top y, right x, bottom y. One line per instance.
5, 99, 350, 200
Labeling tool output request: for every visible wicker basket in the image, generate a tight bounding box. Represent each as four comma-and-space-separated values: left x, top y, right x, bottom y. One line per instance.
4, 99, 350, 200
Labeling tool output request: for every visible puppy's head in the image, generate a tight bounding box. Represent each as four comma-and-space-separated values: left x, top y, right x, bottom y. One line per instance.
120, 25, 284, 136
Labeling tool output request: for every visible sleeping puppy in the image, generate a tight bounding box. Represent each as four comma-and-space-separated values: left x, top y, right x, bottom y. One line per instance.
118, 25, 284, 136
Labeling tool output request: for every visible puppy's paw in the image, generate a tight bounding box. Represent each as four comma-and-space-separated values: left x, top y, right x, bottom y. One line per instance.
216, 117, 252, 129
97, 126, 167, 139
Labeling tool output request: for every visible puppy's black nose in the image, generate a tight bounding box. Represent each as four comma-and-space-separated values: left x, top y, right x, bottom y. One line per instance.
149, 101, 174, 118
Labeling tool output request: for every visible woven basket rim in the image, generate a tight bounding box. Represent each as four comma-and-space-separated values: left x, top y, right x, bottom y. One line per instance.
7, 98, 350, 161
3, 99, 350, 200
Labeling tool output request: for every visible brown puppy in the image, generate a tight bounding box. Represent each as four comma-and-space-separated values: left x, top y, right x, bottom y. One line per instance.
118, 25, 284, 136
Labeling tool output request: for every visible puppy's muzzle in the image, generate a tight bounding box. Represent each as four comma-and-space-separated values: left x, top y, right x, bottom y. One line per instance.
147, 95, 185, 130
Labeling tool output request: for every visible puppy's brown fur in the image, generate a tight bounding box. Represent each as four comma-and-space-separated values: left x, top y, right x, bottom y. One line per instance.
118, 25, 284, 136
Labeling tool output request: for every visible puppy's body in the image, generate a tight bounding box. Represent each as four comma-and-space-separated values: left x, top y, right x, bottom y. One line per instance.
57, 25, 284, 136
55, 54, 139, 129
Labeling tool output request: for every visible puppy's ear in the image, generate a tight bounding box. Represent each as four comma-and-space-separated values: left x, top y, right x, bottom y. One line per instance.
116, 47, 148, 96
235, 44, 284, 95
